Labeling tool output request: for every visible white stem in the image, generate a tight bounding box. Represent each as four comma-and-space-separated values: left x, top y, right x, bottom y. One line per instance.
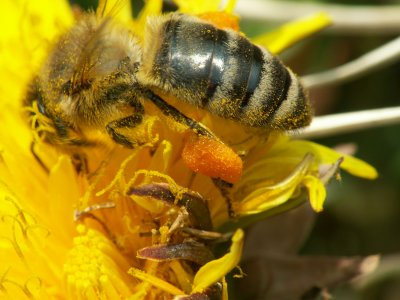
292, 107, 400, 139
235, 0, 400, 35
301, 36, 400, 88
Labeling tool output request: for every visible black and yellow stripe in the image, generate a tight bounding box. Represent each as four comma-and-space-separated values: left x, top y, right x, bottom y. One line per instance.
141, 14, 311, 130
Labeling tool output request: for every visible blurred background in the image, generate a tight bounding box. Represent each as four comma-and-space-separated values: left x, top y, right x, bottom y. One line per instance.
71, 0, 400, 298
238, 0, 400, 299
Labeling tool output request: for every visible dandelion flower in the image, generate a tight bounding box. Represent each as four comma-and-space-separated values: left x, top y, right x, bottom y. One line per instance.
0, 0, 377, 299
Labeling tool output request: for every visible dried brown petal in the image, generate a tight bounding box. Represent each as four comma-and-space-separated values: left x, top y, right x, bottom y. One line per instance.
137, 241, 214, 265
235, 254, 379, 300
128, 183, 213, 230
174, 283, 223, 300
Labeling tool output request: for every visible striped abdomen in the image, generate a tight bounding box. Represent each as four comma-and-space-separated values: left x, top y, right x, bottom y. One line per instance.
140, 14, 311, 130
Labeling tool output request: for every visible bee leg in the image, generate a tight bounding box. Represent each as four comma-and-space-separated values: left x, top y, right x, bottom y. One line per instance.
105, 113, 144, 149
71, 152, 88, 174
53, 117, 94, 147
140, 88, 215, 139
30, 141, 50, 173
212, 178, 236, 218
30, 140, 88, 174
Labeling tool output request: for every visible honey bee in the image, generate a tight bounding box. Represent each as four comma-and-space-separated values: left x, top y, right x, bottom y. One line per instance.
25, 12, 311, 167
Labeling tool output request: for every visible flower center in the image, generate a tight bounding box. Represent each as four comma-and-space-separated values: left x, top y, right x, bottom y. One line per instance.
63, 224, 134, 299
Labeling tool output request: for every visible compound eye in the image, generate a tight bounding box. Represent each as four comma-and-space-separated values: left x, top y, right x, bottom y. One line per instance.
37, 92, 47, 115
27, 80, 47, 115
61, 80, 72, 96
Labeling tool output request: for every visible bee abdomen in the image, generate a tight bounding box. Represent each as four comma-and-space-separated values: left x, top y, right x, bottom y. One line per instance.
141, 14, 311, 129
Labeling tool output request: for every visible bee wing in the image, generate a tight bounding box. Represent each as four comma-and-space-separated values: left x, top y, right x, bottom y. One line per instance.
70, 18, 112, 91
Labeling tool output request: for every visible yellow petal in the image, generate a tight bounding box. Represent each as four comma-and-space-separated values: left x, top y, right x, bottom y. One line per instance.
169, 261, 193, 294
340, 154, 378, 179
132, 0, 162, 34
290, 140, 378, 179
222, 277, 228, 300
47, 155, 80, 238
192, 229, 244, 293
238, 153, 313, 214
175, 0, 222, 14
16, 0, 74, 41
302, 175, 326, 212
148, 140, 173, 172
97, 0, 132, 24
0, 0, 74, 111
253, 12, 332, 54
128, 268, 185, 296
223, 0, 237, 14
239, 184, 299, 214
139, 0, 163, 16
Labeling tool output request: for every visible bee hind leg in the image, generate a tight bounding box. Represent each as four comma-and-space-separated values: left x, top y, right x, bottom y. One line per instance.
140, 88, 215, 139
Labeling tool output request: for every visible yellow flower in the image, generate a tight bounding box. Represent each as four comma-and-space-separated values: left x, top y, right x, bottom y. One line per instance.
0, 0, 377, 299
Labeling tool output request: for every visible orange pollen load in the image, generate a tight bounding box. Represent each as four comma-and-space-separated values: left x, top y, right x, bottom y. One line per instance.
197, 11, 240, 31
182, 136, 243, 184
